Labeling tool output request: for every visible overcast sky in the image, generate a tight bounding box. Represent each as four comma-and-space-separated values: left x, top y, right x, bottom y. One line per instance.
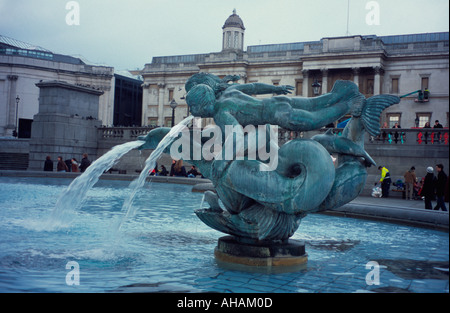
1, 0, 448, 71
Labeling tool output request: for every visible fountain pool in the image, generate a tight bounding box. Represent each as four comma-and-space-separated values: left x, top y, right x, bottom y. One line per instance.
0, 176, 448, 293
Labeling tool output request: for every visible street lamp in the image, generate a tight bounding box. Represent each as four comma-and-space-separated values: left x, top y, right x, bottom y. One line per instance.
312, 80, 321, 96
13, 95, 20, 137
170, 99, 178, 127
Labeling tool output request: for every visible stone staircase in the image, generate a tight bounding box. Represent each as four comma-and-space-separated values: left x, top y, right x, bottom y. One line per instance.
0, 153, 29, 170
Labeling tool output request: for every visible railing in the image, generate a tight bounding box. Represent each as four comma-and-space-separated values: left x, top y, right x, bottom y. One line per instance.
98, 126, 449, 147
98, 126, 158, 141
368, 128, 449, 146
278, 128, 449, 146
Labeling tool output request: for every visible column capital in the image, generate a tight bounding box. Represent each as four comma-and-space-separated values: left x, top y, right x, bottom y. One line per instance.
301, 69, 309, 77
352, 67, 360, 75
320, 68, 328, 76
7, 75, 18, 81
373, 66, 384, 75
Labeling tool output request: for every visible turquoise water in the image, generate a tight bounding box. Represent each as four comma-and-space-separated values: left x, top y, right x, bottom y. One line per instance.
0, 176, 448, 293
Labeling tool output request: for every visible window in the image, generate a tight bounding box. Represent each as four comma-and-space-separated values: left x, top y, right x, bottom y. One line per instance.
147, 118, 158, 126
226, 31, 231, 48
296, 80, 303, 96
168, 89, 174, 102
386, 113, 401, 128
234, 32, 239, 49
421, 77, 429, 90
391, 77, 399, 94
165, 117, 173, 128
416, 113, 431, 128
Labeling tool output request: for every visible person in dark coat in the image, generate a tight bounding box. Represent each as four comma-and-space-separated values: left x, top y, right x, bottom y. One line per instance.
444, 176, 449, 203
57, 156, 69, 172
422, 167, 436, 210
171, 160, 187, 177
79, 153, 91, 172
434, 164, 448, 211
159, 165, 168, 176
44, 156, 53, 171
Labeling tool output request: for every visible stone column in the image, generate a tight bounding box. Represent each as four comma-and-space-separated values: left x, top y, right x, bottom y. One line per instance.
373, 66, 383, 95
6, 75, 18, 135
321, 68, 328, 94
157, 83, 166, 126
302, 70, 309, 97
141, 84, 149, 126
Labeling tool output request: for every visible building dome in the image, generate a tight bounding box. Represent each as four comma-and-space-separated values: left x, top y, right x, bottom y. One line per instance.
223, 9, 245, 30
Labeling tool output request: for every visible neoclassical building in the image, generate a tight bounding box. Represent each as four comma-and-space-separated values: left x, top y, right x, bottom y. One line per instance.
0, 35, 115, 138
141, 10, 449, 129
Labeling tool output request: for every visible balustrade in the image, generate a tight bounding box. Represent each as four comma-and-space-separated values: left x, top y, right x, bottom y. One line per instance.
98, 126, 157, 141
98, 126, 448, 147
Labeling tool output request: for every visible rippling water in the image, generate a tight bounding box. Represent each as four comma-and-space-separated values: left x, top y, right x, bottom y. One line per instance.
0, 177, 448, 293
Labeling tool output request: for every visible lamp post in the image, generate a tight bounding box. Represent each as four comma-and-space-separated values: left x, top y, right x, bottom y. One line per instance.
170, 99, 178, 127
312, 80, 321, 96
13, 95, 20, 137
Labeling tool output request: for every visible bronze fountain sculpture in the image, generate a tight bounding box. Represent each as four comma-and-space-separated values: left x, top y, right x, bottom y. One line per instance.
139, 73, 400, 266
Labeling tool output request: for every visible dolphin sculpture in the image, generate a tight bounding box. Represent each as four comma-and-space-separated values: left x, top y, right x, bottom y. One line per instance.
137, 78, 400, 243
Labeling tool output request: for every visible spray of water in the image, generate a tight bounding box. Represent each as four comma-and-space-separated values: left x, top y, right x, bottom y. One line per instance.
116, 115, 194, 230
46, 140, 142, 229
45, 115, 193, 231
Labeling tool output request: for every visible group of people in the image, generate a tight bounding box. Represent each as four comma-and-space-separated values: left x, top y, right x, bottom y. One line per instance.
150, 160, 203, 178
377, 164, 448, 211
44, 154, 91, 173
420, 164, 448, 211
423, 120, 444, 128
382, 119, 444, 129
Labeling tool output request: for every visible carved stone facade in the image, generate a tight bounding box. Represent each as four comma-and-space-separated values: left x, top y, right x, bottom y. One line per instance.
141, 12, 449, 129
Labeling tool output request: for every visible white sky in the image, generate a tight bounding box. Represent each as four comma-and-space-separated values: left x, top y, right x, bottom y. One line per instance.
1, 0, 448, 70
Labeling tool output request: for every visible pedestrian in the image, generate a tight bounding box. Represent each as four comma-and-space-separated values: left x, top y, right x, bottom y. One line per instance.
44, 156, 53, 171
64, 159, 72, 172
377, 165, 391, 198
159, 165, 168, 176
392, 123, 401, 129
171, 160, 187, 177
434, 164, 447, 211
79, 153, 91, 172
403, 166, 417, 200
169, 159, 176, 176
433, 120, 443, 128
422, 167, 436, 210
187, 165, 201, 178
71, 158, 79, 172
57, 156, 69, 172
444, 175, 449, 203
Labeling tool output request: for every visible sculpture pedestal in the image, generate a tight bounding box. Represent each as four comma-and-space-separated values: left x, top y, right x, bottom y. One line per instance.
214, 236, 307, 267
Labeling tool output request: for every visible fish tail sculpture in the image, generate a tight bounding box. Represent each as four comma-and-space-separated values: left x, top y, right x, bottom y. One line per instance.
313, 94, 400, 211
137, 78, 400, 243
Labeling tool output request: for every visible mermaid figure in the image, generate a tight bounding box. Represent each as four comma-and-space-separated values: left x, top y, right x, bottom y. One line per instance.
139, 73, 400, 243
